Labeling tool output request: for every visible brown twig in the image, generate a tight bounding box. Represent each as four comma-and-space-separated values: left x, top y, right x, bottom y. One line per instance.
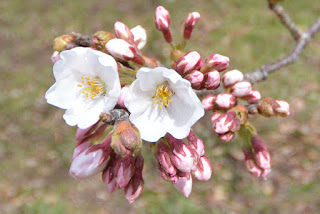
244, 3, 320, 84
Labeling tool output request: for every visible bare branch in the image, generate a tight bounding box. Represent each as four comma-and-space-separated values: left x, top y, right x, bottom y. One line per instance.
269, 4, 302, 41
244, 2, 320, 84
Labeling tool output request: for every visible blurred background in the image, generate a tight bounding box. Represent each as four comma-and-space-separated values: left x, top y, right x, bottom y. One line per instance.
1, 0, 320, 213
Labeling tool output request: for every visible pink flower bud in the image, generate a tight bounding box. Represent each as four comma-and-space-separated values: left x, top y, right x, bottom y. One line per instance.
213, 111, 240, 134
222, 69, 244, 88
51, 51, 61, 64
53, 35, 75, 52
72, 140, 92, 159
210, 112, 222, 124
258, 97, 276, 117
174, 173, 193, 198
70, 135, 112, 179
155, 141, 177, 176
106, 38, 135, 60
219, 131, 235, 142
114, 21, 135, 44
187, 130, 205, 157
155, 6, 172, 43
201, 94, 216, 111
155, 6, 170, 31
183, 12, 200, 40
176, 51, 202, 76
231, 81, 252, 97
114, 155, 135, 189
194, 156, 212, 181
243, 149, 262, 177
102, 155, 120, 192
117, 87, 129, 108
185, 70, 204, 89
203, 70, 221, 90
251, 136, 271, 170
215, 92, 237, 109
91, 31, 115, 53
75, 122, 100, 143
125, 156, 144, 204
245, 89, 261, 104
112, 120, 142, 157
201, 53, 229, 73
166, 134, 195, 173
273, 100, 290, 117
130, 25, 147, 50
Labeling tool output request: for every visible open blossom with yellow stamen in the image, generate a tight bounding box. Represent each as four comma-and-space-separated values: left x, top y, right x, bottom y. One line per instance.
45, 47, 121, 129
124, 67, 204, 142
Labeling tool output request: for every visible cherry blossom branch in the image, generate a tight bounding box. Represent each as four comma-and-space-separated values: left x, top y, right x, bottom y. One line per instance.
244, 2, 320, 84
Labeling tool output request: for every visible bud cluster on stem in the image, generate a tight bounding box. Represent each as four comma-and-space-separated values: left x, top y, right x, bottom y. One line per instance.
154, 132, 212, 197
243, 135, 271, 179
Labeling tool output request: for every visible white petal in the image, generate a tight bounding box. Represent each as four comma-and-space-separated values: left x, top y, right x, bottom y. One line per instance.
129, 104, 170, 142
45, 77, 81, 109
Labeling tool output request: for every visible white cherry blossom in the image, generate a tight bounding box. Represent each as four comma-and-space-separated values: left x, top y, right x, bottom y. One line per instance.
124, 67, 204, 142
45, 47, 121, 129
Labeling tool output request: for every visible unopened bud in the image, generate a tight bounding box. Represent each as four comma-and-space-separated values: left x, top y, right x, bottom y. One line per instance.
219, 131, 235, 142
114, 21, 135, 44
53, 35, 75, 52
155, 6, 172, 43
222, 69, 244, 88
243, 148, 262, 177
175, 51, 202, 76
183, 12, 200, 40
155, 141, 177, 176
201, 94, 216, 111
210, 112, 222, 124
91, 31, 115, 53
112, 120, 142, 157
102, 155, 120, 192
187, 130, 205, 157
251, 136, 271, 170
258, 97, 276, 117
213, 111, 240, 134
231, 81, 252, 97
114, 155, 135, 189
166, 134, 195, 173
273, 99, 290, 117
106, 39, 145, 65
194, 156, 212, 181
75, 122, 100, 143
201, 53, 229, 73
70, 135, 112, 179
215, 92, 237, 109
130, 25, 147, 50
203, 70, 220, 90
244, 89, 261, 104
72, 140, 92, 159
174, 173, 193, 198
125, 156, 144, 204
185, 70, 204, 90
106, 38, 134, 60
155, 6, 170, 31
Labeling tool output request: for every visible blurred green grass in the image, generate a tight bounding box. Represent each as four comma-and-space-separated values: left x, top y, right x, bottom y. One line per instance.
0, 0, 320, 213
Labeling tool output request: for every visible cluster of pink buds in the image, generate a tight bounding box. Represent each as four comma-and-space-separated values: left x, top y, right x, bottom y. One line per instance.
69, 120, 144, 203
243, 136, 271, 179
105, 21, 146, 65
258, 97, 290, 117
176, 52, 230, 90
154, 132, 212, 197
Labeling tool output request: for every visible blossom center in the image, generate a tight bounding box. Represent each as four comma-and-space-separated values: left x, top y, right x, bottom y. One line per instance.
152, 82, 173, 110
77, 76, 106, 100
